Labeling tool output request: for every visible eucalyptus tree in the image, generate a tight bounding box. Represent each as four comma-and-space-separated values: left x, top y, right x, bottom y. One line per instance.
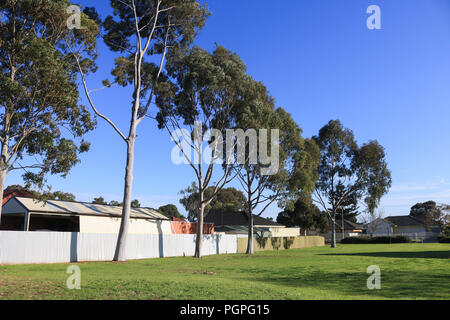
155, 45, 248, 258
0, 0, 98, 221
66, 0, 208, 261
231, 78, 321, 254
313, 120, 392, 248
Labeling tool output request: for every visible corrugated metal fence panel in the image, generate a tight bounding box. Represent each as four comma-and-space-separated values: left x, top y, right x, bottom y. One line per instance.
0, 231, 72, 264
0, 231, 238, 264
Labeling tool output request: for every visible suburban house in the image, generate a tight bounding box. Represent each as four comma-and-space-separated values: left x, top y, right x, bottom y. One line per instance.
310, 219, 364, 241
204, 211, 300, 237
366, 215, 440, 241
0, 196, 173, 234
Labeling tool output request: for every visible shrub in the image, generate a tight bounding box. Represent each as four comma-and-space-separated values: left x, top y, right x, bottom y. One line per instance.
283, 237, 295, 249
437, 236, 450, 243
270, 237, 282, 250
341, 236, 411, 244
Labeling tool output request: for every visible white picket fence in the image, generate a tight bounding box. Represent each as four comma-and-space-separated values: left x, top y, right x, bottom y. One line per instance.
0, 231, 238, 265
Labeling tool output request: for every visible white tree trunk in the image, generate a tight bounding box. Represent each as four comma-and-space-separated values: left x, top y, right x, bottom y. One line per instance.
331, 214, 337, 248
113, 138, 135, 261
195, 204, 205, 258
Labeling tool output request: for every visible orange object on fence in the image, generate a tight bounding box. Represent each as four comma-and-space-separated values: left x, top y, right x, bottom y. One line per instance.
171, 221, 214, 234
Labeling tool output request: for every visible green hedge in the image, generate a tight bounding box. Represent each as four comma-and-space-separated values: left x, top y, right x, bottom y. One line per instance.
437, 236, 450, 243
341, 236, 411, 244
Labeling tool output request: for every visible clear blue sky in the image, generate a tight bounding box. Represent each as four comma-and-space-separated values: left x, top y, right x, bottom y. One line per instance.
6, 0, 450, 220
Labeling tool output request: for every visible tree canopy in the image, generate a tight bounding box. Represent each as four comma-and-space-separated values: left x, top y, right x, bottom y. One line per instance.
277, 197, 328, 234
410, 201, 448, 230
0, 0, 98, 221
179, 183, 246, 221
313, 120, 392, 247
158, 204, 186, 220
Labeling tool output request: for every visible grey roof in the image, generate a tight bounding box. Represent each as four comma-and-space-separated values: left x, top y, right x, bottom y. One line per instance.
10, 197, 169, 220
205, 211, 284, 227
384, 215, 425, 227
331, 219, 364, 230
214, 225, 272, 236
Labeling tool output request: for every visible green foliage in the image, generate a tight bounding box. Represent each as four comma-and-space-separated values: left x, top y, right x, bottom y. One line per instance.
42, 191, 76, 202
156, 45, 247, 129
332, 182, 359, 223
131, 199, 141, 208
313, 120, 392, 217
91, 197, 139, 207
103, 0, 209, 54
4, 184, 75, 202
437, 236, 450, 243
340, 236, 411, 244
92, 197, 107, 205
103, 0, 209, 118
270, 237, 282, 251
179, 183, 246, 221
277, 197, 328, 233
283, 237, 295, 249
410, 201, 446, 230
255, 231, 269, 248
0, 0, 98, 189
441, 224, 450, 237
158, 204, 186, 220
231, 76, 320, 215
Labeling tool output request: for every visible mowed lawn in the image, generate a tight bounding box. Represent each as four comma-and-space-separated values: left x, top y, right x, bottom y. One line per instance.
0, 243, 449, 300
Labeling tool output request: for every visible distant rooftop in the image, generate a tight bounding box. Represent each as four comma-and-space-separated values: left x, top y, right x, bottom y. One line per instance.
384, 215, 425, 227
4, 196, 169, 221
205, 211, 284, 227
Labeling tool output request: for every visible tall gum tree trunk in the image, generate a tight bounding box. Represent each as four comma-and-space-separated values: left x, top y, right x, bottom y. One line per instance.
195, 189, 205, 258
331, 212, 337, 248
0, 169, 6, 223
0, 140, 9, 223
114, 137, 136, 261
246, 211, 254, 254
195, 205, 205, 258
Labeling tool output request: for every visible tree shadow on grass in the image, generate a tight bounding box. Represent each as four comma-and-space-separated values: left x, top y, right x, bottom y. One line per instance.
245, 269, 450, 299
319, 251, 450, 259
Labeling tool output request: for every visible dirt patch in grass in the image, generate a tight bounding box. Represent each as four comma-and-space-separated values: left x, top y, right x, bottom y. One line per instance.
193, 270, 217, 275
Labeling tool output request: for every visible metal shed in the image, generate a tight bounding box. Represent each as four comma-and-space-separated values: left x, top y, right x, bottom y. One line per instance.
1, 196, 172, 234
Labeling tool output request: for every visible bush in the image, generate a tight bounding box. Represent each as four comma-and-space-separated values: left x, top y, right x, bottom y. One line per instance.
341, 235, 411, 244
437, 236, 450, 243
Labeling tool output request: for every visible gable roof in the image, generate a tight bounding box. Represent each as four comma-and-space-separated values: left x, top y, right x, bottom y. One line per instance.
4, 197, 169, 221
331, 219, 364, 230
384, 215, 425, 227
205, 211, 284, 227
2, 189, 33, 205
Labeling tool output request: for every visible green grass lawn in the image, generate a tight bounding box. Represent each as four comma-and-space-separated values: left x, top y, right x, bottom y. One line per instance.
0, 243, 449, 300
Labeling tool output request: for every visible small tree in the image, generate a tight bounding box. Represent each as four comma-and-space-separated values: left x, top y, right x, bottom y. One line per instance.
313, 120, 392, 248
0, 0, 98, 221
92, 197, 106, 205
158, 204, 186, 220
